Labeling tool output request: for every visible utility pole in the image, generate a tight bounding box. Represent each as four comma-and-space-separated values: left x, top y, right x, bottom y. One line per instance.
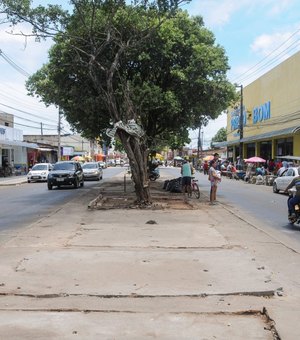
58, 108, 62, 161
201, 130, 204, 159
40, 122, 43, 139
239, 84, 244, 160
235, 84, 244, 160
197, 125, 201, 160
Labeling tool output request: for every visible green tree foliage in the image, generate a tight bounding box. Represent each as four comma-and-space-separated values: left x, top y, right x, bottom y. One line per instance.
2, 0, 235, 204
211, 127, 227, 148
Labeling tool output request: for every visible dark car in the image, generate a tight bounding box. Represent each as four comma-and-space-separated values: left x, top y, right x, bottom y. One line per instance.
47, 161, 84, 190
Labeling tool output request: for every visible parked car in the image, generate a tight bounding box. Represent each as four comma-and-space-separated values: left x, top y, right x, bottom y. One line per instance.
47, 161, 84, 190
82, 162, 103, 181
273, 167, 300, 193
98, 161, 107, 169
107, 160, 116, 167
27, 163, 53, 183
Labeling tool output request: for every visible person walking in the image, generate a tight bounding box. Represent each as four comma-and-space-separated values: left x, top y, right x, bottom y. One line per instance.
181, 159, 192, 198
208, 159, 221, 205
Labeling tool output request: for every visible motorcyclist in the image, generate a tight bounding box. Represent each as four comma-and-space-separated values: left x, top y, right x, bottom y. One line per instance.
284, 167, 300, 219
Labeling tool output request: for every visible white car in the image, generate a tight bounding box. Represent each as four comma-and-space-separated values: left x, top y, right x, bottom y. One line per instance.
27, 163, 53, 183
82, 162, 103, 181
273, 167, 300, 193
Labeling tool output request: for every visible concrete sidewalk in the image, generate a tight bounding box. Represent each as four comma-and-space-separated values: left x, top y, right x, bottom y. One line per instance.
0, 175, 27, 186
0, 170, 298, 339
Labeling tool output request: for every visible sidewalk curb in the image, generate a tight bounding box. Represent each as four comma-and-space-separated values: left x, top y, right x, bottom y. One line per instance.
0, 179, 27, 186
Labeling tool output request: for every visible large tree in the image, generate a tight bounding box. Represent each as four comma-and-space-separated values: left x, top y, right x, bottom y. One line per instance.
2, 0, 235, 204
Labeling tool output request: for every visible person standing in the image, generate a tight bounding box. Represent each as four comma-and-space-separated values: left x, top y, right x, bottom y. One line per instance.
203, 160, 209, 175
209, 159, 221, 205
181, 159, 192, 198
213, 153, 220, 170
268, 159, 275, 174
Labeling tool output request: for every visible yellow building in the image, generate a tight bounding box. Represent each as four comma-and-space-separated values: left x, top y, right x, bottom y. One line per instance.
227, 51, 300, 161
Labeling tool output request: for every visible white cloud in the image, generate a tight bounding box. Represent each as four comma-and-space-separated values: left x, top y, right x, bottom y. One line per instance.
187, 0, 296, 28
188, 0, 241, 28
251, 32, 293, 56
268, 0, 295, 16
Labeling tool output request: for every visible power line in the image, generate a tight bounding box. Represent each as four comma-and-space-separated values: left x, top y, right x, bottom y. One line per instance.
0, 85, 57, 113
0, 102, 57, 123
13, 121, 57, 130
0, 49, 30, 77
236, 39, 300, 84
232, 27, 300, 84
13, 113, 57, 128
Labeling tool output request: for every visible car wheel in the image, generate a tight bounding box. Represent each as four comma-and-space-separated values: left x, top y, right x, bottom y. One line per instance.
47, 183, 53, 190
273, 182, 279, 193
27, 180, 31, 183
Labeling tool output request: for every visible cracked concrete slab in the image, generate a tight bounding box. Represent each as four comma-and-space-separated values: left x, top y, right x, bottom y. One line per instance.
3, 210, 228, 248
0, 172, 294, 339
67, 223, 227, 248
0, 248, 278, 296
0, 295, 267, 313
0, 311, 274, 340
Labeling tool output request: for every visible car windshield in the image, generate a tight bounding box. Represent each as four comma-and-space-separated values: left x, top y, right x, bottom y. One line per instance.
53, 163, 75, 171
32, 164, 48, 171
82, 163, 98, 169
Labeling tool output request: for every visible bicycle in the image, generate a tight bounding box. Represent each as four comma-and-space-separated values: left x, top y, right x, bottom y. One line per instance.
188, 177, 200, 199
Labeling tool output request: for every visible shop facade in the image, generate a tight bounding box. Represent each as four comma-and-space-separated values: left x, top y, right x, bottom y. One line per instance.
0, 124, 39, 174
227, 51, 300, 162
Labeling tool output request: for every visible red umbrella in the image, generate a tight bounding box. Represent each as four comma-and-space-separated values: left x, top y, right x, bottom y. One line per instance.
244, 156, 266, 163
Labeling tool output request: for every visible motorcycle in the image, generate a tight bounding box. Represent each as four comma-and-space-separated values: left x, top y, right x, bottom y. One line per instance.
149, 168, 160, 181
287, 188, 300, 226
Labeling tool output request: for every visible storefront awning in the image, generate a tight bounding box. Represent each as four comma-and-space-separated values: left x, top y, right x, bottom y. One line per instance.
0, 140, 39, 148
37, 147, 56, 152
227, 126, 300, 146
276, 155, 300, 161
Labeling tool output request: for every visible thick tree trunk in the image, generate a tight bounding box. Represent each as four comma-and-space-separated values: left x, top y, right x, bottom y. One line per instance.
118, 130, 151, 205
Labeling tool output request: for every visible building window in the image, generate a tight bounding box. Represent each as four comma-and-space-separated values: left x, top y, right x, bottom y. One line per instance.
260, 141, 272, 160
276, 138, 293, 156
246, 143, 256, 158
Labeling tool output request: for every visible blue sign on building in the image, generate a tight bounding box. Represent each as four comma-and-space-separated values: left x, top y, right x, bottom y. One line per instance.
230, 106, 247, 131
253, 101, 271, 124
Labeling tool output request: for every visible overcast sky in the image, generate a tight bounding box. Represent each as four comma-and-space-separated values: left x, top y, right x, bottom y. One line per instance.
0, 0, 299, 148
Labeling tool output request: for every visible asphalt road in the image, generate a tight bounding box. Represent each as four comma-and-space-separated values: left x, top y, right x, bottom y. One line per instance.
0, 167, 124, 233
161, 167, 300, 247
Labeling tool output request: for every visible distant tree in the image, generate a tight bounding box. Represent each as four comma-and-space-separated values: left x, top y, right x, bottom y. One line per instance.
2, 0, 235, 204
211, 127, 227, 148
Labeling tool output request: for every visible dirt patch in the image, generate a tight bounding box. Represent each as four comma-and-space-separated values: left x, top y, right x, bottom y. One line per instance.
89, 177, 207, 210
